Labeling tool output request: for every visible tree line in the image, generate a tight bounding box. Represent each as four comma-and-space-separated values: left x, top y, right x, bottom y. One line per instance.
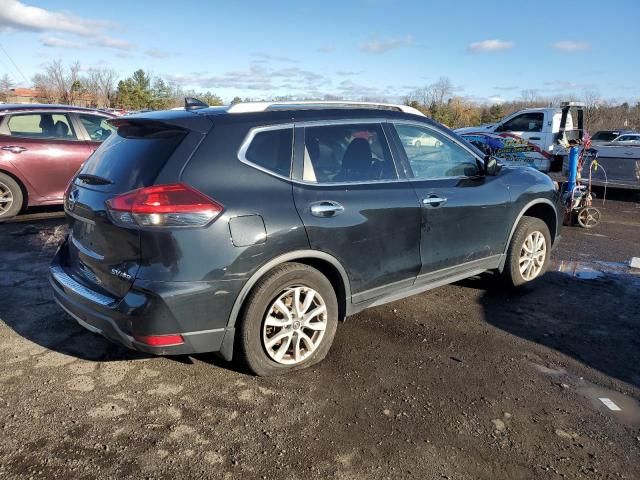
0, 60, 223, 111
1, 61, 638, 132
402, 77, 640, 133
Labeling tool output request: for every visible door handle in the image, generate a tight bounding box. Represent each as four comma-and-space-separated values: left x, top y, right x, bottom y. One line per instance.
529, 137, 541, 141
422, 196, 447, 207
310, 201, 344, 217
1, 145, 27, 154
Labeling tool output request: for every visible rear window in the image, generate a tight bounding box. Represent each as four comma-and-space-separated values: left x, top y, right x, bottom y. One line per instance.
77, 121, 186, 191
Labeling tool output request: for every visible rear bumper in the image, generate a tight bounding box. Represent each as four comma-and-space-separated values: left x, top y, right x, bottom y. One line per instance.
49, 247, 230, 356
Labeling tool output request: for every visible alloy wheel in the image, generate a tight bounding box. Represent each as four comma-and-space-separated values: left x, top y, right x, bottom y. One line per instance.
519, 231, 547, 281
0, 181, 14, 215
262, 286, 327, 365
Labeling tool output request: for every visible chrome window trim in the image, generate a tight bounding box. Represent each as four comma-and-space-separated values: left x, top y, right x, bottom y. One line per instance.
237, 123, 295, 182
391, 120, 485, 181
238, 118, 407, 186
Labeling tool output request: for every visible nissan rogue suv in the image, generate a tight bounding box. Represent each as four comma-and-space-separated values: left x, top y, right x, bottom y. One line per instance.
50, 100, 562, 376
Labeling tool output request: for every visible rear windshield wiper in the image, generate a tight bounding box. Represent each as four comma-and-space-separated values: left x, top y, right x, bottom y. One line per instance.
76, 174, 113, 185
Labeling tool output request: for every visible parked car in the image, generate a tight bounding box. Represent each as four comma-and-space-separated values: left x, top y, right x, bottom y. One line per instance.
560, 143, 640, 190
0, 104, 116, 220
50, 101, 562, 376
455, 102, 584, 172
605, 133, 640, 145
591, 130, 637, 144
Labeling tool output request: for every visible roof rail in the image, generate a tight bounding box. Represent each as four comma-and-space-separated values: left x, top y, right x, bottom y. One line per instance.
226, 101, 425, 117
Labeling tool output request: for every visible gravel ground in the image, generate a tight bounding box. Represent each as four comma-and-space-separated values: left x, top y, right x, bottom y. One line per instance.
0, 193, 639, 480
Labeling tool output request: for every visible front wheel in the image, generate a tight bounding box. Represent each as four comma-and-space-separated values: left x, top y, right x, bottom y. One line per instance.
236, 262, 338, 376
503, 216, 551, 287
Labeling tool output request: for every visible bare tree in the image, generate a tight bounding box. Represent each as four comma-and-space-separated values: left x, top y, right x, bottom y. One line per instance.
0, 73, 15, 101
86, 68, 118, 107
32, 60, 82, 105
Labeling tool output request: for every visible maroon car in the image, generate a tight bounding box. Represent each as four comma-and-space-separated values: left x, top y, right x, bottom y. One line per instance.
0, 104, 116, 220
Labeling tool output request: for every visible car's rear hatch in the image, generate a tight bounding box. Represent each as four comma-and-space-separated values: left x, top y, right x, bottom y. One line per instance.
62, 116, 203, 299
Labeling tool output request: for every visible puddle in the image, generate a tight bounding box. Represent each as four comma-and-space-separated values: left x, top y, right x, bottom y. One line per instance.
554, 260, 640, 281
532, 362, 640, 428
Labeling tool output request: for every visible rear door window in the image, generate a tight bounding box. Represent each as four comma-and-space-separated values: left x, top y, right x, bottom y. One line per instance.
302, 123, 396, 183
7, 113, 77, 139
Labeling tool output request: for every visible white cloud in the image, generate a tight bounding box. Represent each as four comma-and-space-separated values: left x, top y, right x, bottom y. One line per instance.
166, 65, 330, 92
359, 36, 414, 54
467, 39, 514, 53
493, 85, 519, 91
551, 41, 591, 52
487, 96, 506, 104
41, 35, 84, 49
251, 52, 298, 63
318, 45, 335, 54
145, 49, 172, 59
0, 0, 132, 50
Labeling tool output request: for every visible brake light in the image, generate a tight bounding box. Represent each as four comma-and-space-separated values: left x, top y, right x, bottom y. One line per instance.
106, 183, 223, 228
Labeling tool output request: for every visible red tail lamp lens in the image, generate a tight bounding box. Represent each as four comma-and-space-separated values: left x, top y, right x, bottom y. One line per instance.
106, 183, 223, 227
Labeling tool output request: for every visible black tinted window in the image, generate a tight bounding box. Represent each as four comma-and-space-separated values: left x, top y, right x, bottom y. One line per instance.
502, 113, 544, 132
78, 121, 186, 190
245, 128, 293, 177
591, 132, 618, 142
303, 123, 396, 183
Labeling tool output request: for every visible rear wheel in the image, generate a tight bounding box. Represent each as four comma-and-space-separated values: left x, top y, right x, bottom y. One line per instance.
0, 172, 23, 221
503, 216, 551, 287
237, 262, 338, 376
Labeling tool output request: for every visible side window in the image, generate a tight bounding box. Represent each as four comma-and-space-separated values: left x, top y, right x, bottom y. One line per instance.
78, 114, 116, 142
395, 124, 480, 179
303, 123, 396, 183
7, 113, 77, 140
244, 127, 293, 177
502, 113, 544, 133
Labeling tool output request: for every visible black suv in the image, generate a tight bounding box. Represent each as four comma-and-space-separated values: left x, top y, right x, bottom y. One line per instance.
50, 101, 562, 376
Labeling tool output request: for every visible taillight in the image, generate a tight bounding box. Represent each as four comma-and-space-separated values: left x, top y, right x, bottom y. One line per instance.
106, 183, 223, 228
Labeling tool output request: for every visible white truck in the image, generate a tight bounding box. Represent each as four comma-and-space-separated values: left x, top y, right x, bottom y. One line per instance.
455, 102, 584, 172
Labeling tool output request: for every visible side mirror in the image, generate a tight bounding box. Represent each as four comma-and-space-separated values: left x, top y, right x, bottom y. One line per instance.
484, 155, 501, 176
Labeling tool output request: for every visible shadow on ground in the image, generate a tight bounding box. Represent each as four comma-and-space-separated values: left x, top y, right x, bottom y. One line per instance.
0, 217, 150, 363
462, 269, 640, 388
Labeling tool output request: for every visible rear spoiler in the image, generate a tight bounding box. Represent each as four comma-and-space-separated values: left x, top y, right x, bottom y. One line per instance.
108, 112, 213, 135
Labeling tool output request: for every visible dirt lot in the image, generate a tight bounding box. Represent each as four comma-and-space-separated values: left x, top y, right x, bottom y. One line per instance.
1, 191, 639, 480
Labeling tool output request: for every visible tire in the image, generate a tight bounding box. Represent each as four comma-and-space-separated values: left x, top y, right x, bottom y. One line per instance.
0, 172, 23, 221
503, 216, 551, 287
236, 262, 338, 376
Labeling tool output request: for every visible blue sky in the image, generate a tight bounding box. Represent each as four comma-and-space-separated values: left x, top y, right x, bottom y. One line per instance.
0, 0, 638, 104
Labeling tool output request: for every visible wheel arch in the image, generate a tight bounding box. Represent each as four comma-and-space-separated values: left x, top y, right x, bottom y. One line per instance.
499, 199, 558, 272
218, 250, 351, 361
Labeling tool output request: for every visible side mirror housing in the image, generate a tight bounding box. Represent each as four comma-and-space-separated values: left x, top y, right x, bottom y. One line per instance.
484, 155, 501, 176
